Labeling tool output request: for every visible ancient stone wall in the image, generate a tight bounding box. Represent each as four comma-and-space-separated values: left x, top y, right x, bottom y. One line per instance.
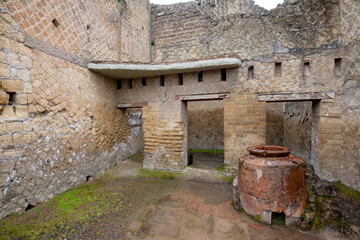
147, 0, 360, 189
118, 68, 239, 170
339, 0, 360, 190
266, 102, 312, 163
283, 102, 312, 162
266, 102, 284, 147
187, 101, 224, 151
121, 0, 151, 62
153, 0, 340, 63
2, 0, 151, 63
0, 0, 149, 219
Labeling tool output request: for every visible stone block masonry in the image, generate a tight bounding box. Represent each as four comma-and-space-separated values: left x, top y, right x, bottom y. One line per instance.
0, 0, 149, 219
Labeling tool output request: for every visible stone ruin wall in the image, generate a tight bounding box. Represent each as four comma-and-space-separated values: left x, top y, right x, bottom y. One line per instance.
339, 0, 360, 190
0, 0, 150, 219
117, 68, 240, 170
0, 0, 359, 220
266, 102, 312, 163
151, 0, 360, 190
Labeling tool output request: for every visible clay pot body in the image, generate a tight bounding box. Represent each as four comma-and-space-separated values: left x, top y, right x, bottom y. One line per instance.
238, 145, 307, 226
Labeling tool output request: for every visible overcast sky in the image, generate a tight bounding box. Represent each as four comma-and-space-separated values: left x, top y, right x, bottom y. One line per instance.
149, 0, 284, 10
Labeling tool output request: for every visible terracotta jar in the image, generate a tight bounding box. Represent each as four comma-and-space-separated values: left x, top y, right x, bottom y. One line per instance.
238, 145, 306, 226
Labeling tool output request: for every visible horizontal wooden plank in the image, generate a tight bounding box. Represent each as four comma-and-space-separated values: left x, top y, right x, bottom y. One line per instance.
258, 92, 335, 102
176, 93, 230, 101
117, 102, 148, 108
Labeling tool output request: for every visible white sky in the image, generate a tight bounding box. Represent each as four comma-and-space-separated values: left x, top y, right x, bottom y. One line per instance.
149, 0, 284, 10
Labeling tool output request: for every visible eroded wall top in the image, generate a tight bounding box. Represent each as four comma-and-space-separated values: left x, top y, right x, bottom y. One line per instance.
152, 0, 341, 63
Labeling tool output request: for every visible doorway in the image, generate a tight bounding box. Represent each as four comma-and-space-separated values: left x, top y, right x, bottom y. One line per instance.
186, 100, 224, 171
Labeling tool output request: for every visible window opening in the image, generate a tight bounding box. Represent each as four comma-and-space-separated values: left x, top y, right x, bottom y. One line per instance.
178, 74, 183, 85
221, 69, 227, 81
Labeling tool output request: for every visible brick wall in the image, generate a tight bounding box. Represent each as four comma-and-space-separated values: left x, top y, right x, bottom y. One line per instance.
223, 93, 266, 173
143, 102, 186, 171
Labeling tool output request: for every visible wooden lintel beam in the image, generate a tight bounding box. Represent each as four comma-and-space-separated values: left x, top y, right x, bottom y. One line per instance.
175, 93, 230, 101
117, 102, 148, 108
258, 92, 335, 102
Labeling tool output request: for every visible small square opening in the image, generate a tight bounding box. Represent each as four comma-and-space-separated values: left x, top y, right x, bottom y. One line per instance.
221, 69, 227, 81
303, 61, 311, 76
160, 75, 165, 86
142, 78, 147, 86
178, 74, 183, 85
248, 66, 254, 79
198, 71, 203, 82
334, 58, 342, 76
117, 79, 122, 89
52, 18, 60, 28
275, 62, 282, 77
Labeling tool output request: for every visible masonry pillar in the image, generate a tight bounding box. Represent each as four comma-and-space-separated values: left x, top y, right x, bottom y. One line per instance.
142, 100, 187, 171
223, 93, 266, 173
311, 94, 343, 181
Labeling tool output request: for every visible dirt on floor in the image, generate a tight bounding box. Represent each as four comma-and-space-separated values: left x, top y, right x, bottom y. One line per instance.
0, 152, 353, 240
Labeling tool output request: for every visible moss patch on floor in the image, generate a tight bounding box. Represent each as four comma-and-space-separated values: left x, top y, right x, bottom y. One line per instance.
136, 168, 180, 180
0, 178, 134, 240
128, 152, 144, 163
188, 149, 224, 154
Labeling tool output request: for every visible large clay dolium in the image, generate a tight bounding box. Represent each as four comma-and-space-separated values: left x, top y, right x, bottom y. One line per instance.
238, 145, 306, 226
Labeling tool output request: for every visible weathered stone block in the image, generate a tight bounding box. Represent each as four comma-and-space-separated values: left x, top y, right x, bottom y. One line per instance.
0, 134, 12, 147
0, 92, 9, 104
13, 94, 28, 105
5, 122, 23, 132
0, 174, 10, 187
1, 79, 23, 93
15, 106, 28, 118
0, 161, 15, 172
19, 43, 32, 56
0, 36, 10, 49
0, 63, 9, 77
4, 149, 17, 158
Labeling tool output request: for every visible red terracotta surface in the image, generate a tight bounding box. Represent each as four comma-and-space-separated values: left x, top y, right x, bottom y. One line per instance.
238, 145, 306, 225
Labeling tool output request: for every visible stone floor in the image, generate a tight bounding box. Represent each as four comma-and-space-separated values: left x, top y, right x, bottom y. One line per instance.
120, 152, 330, 240
0, 152, 350, 239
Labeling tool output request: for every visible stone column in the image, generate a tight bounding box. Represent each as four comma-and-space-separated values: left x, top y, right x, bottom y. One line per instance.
223, 93, 266, 173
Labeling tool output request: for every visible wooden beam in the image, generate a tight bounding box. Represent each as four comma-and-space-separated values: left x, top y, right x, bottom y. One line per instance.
258, 92, 335, 102
175, 93, 230, 101
117, 102, 148, 108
